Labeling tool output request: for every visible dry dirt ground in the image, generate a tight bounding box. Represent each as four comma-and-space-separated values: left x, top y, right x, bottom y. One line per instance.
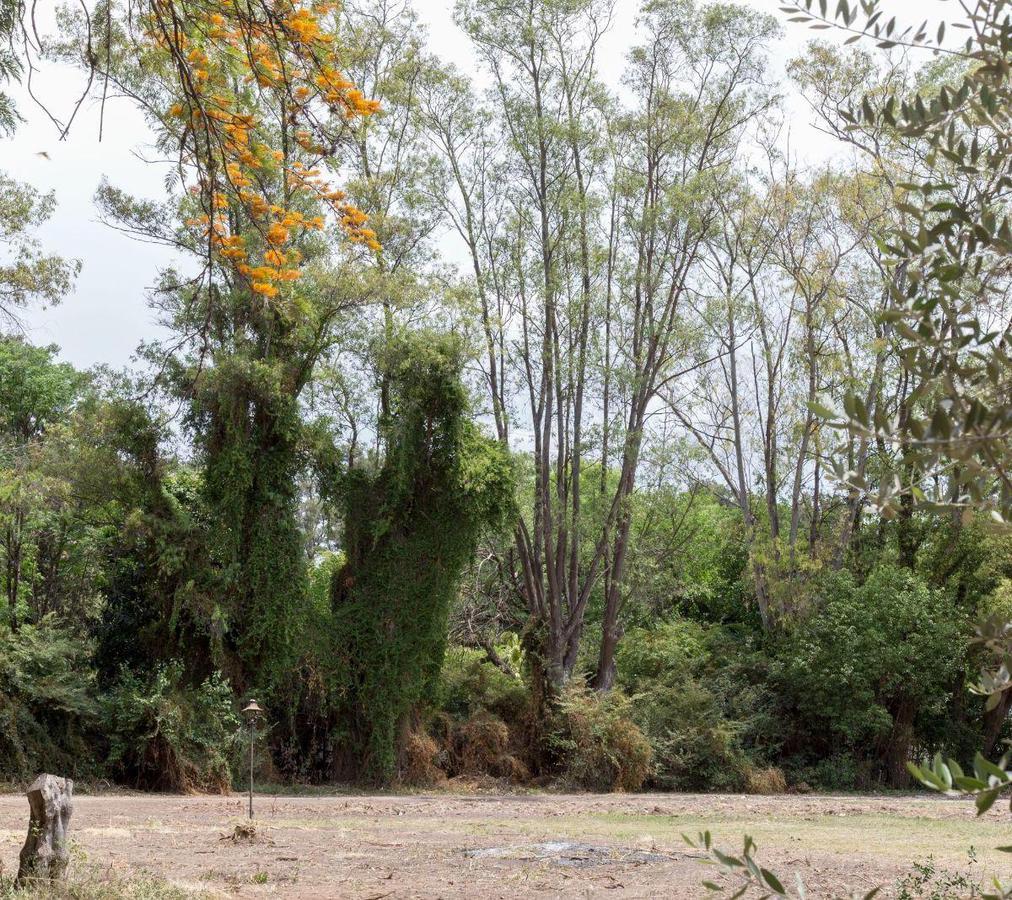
1, 791, 1011, 898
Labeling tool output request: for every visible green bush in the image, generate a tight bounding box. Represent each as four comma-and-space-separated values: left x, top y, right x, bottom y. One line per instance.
775, 565, 964, 786
893, 853, 982, 900
102, 663, 239, 792
785, 753, 866, 792
428, 646, 531, 783
617, 618, 754, 790
436, 646, 529, 722
550, 682, 653, 792
0, 619, 98, 779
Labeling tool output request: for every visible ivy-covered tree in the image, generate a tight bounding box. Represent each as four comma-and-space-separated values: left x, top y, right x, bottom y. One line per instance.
84, 0, 385, 695
330, 333, 514, 784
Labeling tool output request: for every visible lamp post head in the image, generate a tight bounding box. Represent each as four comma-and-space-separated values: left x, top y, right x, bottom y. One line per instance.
242, 699, 263, 724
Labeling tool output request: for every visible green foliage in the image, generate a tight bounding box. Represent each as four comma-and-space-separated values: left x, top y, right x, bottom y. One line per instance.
102, 663, 238, 792
0, 618, 98, 779
894, 854, 982, 900
67, 395, 217, 685
684, 829, 883, 899
191, 353, 308, 690
775, 565, 963, 783
270, 553, 348, 782
436, 646, 528, 724
0, 173, 80, 328
307, 551, 344, 614
0, 337, 82, 441
617, 618, 752, 789
620, 489, 754, 628
0, 339, 92, 633
329, 332, 515, 784
0, 0, 22, 136
428, 647, 530, 782
550, 682, 653, 792
793, 0, 1012, 523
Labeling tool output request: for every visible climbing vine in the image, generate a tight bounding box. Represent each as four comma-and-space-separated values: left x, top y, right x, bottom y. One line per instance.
190, 354, 307, 691
85, 0, 379, 697
329, 334, 515, 784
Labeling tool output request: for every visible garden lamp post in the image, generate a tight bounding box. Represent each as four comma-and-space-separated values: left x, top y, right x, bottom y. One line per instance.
242, 700, 263, 820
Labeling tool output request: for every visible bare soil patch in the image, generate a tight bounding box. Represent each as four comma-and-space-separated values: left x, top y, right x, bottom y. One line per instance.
0, 791, 1008, 897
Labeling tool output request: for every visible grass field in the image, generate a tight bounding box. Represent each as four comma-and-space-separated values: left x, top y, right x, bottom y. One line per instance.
1, 791, 1009, 898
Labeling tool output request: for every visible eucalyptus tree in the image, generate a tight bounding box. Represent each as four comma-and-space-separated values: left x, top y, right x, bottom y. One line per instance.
668, 167, 850, 626
665, 175, 783, 624
783, 1, 1012, 524
0, 173, 80, 331
432, 0, 780, 695
337, 0, 449, 423
417, 63, 512, 441
592, 0, 778, 680
449, 0, 614, 701
0, 0, 19, 134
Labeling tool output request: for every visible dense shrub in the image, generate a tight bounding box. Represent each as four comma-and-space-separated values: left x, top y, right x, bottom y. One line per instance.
454, 711, 529, 780
550, 683, 653, 792
775, 565, 964, 786
103, 663, 239, 792
0, 619, 98, 779
428, 647, 530, 783
617, 618, 754, 790
436, 646, 529, 723
786, 753, 868, 792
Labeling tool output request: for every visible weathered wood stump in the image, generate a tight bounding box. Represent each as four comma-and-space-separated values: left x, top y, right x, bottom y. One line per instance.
16, 774, 74, 885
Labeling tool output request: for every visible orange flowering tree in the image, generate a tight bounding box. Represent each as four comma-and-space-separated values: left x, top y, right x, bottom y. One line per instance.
40, 0, 380, 300
60, 0, 387, 692
147, 0, 380, 292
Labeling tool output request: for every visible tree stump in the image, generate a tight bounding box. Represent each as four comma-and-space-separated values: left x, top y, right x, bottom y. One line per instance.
16, 774, 74, 885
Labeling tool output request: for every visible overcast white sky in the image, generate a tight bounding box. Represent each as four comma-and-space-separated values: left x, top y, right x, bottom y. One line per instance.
4, 0, 931, 372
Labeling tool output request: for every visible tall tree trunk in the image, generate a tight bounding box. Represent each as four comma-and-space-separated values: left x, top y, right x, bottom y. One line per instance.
882, 699, 915, 788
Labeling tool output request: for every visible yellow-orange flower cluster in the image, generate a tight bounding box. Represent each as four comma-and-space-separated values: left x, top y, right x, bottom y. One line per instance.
289, 161, 380, 252
148, 0, 381, 299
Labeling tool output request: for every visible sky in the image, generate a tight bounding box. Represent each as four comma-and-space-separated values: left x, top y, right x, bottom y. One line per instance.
4, 0, 933, 372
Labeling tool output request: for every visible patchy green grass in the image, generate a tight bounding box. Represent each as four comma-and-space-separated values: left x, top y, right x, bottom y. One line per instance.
0, 871, 212, 899
563, 811, 1012, 866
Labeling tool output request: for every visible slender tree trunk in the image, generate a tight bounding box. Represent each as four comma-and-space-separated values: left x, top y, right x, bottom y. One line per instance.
5, 513, 22, 633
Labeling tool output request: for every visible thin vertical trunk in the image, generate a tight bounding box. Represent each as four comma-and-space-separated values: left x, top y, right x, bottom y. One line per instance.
601, 182, 618, 496
788, 294, 818, 569
808, 450, 821, 557
727, 299, 772, 631
5, 510, 23, 633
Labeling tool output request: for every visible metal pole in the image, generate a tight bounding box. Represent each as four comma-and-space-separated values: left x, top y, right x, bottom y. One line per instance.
248, 720, 254, 820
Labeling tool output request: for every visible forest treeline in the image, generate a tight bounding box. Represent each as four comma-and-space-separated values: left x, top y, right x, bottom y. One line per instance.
2, 0, 1011, 793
